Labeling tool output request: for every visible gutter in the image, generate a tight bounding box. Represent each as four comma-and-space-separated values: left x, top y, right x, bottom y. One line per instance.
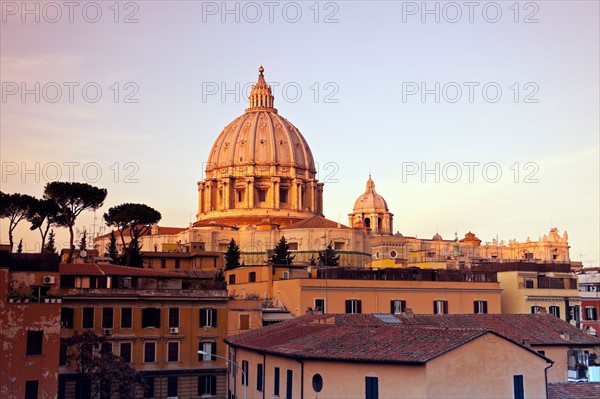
263, 352, 266, 399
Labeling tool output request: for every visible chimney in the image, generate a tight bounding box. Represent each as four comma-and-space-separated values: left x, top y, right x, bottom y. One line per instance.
404, 308, 414, 318
538, 306, 547, 314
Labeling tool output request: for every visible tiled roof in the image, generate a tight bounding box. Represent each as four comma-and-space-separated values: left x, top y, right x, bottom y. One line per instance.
400, 314, 600, 346
59, 263, 182, 278
225, 314, 543, 364
282, 215, 349, 230
548, 382, 600, 399
96, 226, 186, 239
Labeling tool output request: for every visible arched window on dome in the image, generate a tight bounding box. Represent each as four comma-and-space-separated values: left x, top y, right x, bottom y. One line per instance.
364, 217, 371, 229
378, 217, 383, 232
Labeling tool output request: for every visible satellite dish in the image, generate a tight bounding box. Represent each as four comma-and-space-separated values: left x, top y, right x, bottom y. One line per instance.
80, 250, 88, 258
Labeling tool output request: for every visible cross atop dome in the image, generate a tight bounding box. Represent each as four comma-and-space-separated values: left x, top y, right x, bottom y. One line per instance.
246, 66, 277, 113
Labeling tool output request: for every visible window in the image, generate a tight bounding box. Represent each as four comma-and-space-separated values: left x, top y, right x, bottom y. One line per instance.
61, 307, 74, 329
249, 272, 256, 283
312, 374, 323, 393
199, 342, 217, 361
257, 363, 264, 391
239, 314, 250, 330
513, 375, 524, 399
569, 306, 580, 323
242, 360, 249, 386
228, 274, 236, 285
144, 342, 156, 363
391, 300, 406, 314
286, 370, 293, 399
531, 305, 541, 314
288, 242, 298, 251
102, 308, 114, 329
585, 307, 598, 320
30, 286, 49, 303
474, 300, 488, 314
169, 307, 180, 328
434, 300, 449, 315
167, 341, 179, 362
198, 375, 217, 396
25, 381, 38, 399
26, 331, 43, 356
365, 376, 378, 399
237, 189, 245, 203
345, 299, 362, 314
175, 259, 180, 269
314, 298, 326, 313
161, 259, 166, 268
524, 279, 534, 289
258, 189, 266, 202
200, 308, 217, 327
143, 377, 154, 398
82, 307, 94, 329
120, 342, 132, 363
59, 339, 68, 365
274, 367, 280, 396
167, 376, 178, 397
280, 188, 288, 203
537, 350, 546, 356
121, 308, 132, 329
549, 305, 561, 318
141, 308, 161, 328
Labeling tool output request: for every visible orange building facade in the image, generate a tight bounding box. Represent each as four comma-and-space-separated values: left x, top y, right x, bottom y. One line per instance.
0, 252, 62, 399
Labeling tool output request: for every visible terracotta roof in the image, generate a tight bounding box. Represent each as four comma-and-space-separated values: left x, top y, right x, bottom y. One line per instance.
59, 263, 182, 278
282, 215, 349, 230
400, 314, 600, 346
96, 226, 186, 239
225, 314, 546, 364
548, 382, 600, 399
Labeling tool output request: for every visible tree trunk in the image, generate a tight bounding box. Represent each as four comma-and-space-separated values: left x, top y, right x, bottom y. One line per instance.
67, 224, 75, 263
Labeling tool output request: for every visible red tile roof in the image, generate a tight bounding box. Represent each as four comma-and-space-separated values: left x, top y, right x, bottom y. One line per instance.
548, 382, 600, 399
400, 314, 600, 346
282, 215, 349, 230
225, 314, 547, 364
59, 263, 182, 278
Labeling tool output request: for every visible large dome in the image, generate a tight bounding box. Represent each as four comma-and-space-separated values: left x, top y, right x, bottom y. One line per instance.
206, 111, 315, 177
196, 67, 324, 227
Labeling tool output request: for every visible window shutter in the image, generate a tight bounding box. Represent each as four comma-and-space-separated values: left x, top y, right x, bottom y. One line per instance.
212, 309, 218, 327
199, 376, 206, 395
345, 300, 351, 314
443, 301, 448, 314
433, 301, 438, 314
211, 342, 217, 361
401, 300, 406, 313
200, 309, 206, 327
211, 376, 217, 395
390, 301, 395, 314
274, 368, 280, 395
483, 301, 488, 314
357, 300, 362, 314
474, 301, 478, 313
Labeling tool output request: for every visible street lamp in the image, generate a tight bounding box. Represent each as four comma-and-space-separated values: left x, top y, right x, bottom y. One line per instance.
198, 350, 247, 399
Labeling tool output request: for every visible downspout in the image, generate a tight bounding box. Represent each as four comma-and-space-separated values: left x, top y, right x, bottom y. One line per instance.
234, 347, 238, 399
263, 352, 266, 399
295, 356, 304, 399
544, 360, 554, 399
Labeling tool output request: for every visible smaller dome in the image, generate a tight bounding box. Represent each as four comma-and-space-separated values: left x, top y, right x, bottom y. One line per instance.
394, 231, 403, 237
432, 233, 443, 241
353, 175, 389, 212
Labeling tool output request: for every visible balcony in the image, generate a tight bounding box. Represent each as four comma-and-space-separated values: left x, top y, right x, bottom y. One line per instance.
316, 267, 497, 283
62, 287, 227, 298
